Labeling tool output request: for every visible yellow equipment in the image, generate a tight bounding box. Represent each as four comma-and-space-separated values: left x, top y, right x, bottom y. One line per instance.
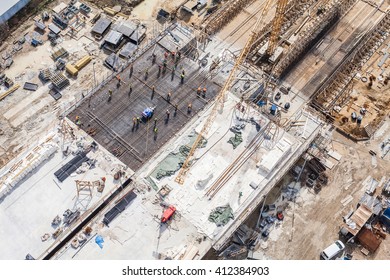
75, 55, 92, 70
65, 63, 78, 76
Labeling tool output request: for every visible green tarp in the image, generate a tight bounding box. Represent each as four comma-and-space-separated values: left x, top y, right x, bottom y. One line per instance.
209, 204, 234, 226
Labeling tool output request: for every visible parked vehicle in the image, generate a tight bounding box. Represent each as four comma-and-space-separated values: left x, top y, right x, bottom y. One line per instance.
320, 240, 345, 260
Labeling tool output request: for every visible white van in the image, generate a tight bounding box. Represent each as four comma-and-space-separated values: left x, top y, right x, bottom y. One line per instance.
320, 240, 345, 260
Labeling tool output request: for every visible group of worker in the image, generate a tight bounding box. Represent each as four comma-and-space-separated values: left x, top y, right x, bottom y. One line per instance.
132, 116, 141, 129
197, 87, 207, 98
164, 50, 181, 63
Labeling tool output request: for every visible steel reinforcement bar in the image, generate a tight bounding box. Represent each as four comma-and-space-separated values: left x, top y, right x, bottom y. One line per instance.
311, 11, 390, 113
273, 0, 358, 78
249, 0, 318, 62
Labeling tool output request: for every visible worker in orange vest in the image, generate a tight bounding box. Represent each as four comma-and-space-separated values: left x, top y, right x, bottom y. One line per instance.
197, 87, 201, 97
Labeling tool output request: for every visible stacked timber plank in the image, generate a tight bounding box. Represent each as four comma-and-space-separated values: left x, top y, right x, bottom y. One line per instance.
0, 84, 20, 101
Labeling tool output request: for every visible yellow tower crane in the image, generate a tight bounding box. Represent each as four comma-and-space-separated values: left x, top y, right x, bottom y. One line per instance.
266, 0, 289, 58
175, 0, 274, 185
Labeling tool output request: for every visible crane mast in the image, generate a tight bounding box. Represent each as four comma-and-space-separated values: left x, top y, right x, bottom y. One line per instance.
266, 0, 289, 57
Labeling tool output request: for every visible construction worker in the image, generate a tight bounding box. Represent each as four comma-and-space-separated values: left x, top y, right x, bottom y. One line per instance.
108, 89, 112, 102
171, 51, 175, 59
171, 66, 175, 81
128, 83, 132, 96
152, 86, 155, 95
152, 53, 156, 64
116, 75, 121, 88
166, 109, 170, 119
75, 116, 82, 126
154, 127, 158, 136
145, 68, 149, 80
129, 64, 133, 78
136, 117, 140, 128
197, 87, 201, 97
164, 51, 168, 59
187, 103, 192, 113
132, 117, 137, 128
163, 59, 167, 68
158, 65, 162, 76
154, 118, 158, 128
174, 103, 178, 114
202, 87, 207, 98
167, 92, 171, 102
180, 73, 185, 84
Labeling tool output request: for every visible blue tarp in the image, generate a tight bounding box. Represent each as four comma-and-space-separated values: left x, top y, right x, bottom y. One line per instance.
95, 235, 104, 249
142, 107, 153, 119
381, 208, 390, 228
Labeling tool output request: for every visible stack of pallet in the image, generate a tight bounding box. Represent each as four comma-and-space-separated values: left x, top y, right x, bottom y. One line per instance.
39, 68, 52, 82
50, 71, 70, 89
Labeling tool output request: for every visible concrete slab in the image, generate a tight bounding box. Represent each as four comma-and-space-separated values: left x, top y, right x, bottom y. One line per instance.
0, 126, 129, 259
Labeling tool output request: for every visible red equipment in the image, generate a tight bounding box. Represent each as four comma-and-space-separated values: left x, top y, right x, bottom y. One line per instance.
161, 206, 176, 223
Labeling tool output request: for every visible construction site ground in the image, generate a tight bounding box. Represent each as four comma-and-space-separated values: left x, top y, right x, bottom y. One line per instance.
333, 33, 390, 137
254, 117, 390, 259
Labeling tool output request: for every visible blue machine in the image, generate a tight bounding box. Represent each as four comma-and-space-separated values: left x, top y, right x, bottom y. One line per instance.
31, 38, 42, 47
142, 107, 154, 120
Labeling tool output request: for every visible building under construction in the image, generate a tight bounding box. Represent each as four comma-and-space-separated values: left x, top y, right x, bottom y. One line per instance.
68, 23, 222, 171
1, 0, 390, 262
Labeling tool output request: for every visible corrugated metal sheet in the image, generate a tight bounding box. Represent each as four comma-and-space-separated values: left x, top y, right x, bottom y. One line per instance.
104, 30, 122, 46
91, 17, 111, 35
0, 0, 30, 23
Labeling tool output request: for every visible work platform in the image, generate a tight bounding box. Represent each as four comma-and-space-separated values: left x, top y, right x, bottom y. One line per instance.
68, 25, 221, 172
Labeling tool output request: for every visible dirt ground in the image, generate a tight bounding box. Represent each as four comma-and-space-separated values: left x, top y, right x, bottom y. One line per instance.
257, 119, 390, 260
333, 33, 390, 139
